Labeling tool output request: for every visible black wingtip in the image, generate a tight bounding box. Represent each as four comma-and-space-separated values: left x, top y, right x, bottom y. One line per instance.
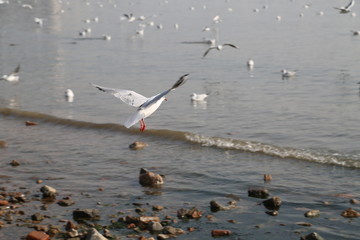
171, 73, 189, 89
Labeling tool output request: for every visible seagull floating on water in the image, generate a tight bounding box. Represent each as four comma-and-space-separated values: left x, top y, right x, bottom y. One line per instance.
247, 59, 255, 70
202, 43, 238, 58
281, 69, 297, 78
334, 0, 355, 13
65, 89, 74, 102
0, 64, 20, 83
191, 93, 208, 101
92, 74, 189, 131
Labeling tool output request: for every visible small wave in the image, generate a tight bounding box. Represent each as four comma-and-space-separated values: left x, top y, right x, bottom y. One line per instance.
184, 134, 360, 168
1, 107, 359, 168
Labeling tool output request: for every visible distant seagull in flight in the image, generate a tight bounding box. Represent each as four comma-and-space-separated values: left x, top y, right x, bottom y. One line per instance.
92, 74, 189, 131
0, 64, 20, 83
202, 43, 238, 58
334, 0, 355, 13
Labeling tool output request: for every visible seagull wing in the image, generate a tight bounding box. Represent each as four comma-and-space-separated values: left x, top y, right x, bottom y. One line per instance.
203, 47, 215, 58
92, 83, 148, 107
13, 64, 20, 74
345, 0, 355, 10
223, 43, 239, 49
141, 73, 189, 108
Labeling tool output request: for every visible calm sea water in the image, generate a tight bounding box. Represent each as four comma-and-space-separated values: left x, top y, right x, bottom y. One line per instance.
1, 0, 359, 239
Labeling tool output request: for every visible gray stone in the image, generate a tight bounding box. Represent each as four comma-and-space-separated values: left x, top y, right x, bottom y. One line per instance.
40, 185, 57, 199
86, 228, 108, 240
300, 232, 325, 240
149, 221, 163, 232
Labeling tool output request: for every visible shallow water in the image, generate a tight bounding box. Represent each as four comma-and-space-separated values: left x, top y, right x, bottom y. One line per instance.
1, 0, 360, 239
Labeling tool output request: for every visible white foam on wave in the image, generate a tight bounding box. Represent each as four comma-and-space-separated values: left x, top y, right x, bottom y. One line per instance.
185, 134, 359, 168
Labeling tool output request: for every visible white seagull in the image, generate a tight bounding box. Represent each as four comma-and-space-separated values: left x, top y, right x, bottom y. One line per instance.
202, 43, 238, 58
281, 69, 297, 78
247, 59, 255, 70
92, 74, 189, 131
191, 93, 208, 101
334, 0, 355, 13
65, 89, 74, 102
0, 64, 20, 83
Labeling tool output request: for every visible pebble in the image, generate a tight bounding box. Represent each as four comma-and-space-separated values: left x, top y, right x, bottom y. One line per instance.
210, 200, 236, 212
73, 209, 100, 221
300, 232, 325, 240
176, 207, 202, 219
138, 168, 164, 187
304, 210, 320, 218
341, 208, 360, 218
31, 212, 45, 221
57, 197, 75, 206
350, 199, 359, 204
86, 228, 108, 240
211, 229, 232, 237
10, 159, 20, 167
148, 221, 163, 232
263, 174, 272, 182
262, 196, 282, 210
25, 121, 38, 126
248, 187, 270, 199
26, 230, 50, 240
265, 210, 279, 216
296, 222, 312, 227
129, 141, 148, 150
0, 140, 8, 148
40, 185, 57, 199
163, 226, 185, 235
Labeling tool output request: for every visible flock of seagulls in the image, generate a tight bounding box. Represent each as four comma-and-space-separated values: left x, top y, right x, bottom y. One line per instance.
1, 0, 359, 131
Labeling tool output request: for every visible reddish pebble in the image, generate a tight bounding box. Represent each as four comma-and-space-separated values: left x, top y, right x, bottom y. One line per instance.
26, 231, 50, 240
25, 121, 38, 126
0, 200, 9, 206
211, 229, 232, 237
264, 174, 272, 181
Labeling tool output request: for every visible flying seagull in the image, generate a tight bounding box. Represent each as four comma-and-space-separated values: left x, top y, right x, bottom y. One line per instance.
92, 74, 189, 131
0, 64, 20, 83
334, 0, 355, 13
203, 43, 238, 58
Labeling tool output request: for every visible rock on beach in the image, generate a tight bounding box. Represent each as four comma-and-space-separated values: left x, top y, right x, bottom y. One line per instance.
262, 196, 282, 210
248, 187, 270, 199
40, 185, 57, 199
139, 168, 164, 187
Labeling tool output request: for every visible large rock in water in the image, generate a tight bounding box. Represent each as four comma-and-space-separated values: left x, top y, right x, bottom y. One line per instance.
262, 196, 282, 210
40, 185, 57, 199
139, 168, 164, 187
248, 187, 269, 199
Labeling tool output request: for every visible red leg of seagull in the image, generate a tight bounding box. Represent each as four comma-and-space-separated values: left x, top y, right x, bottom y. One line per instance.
140, 119, 146, 132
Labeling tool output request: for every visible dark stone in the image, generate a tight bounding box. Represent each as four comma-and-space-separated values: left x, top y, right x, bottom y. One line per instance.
31, 213, 45, 221
262, 196, 282, 210
300, 232, 325, 240
248, 187, 269, 199
73, 209, 100, 221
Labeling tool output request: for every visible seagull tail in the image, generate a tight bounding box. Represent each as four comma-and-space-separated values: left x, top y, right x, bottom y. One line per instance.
124, 112, 143, 128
